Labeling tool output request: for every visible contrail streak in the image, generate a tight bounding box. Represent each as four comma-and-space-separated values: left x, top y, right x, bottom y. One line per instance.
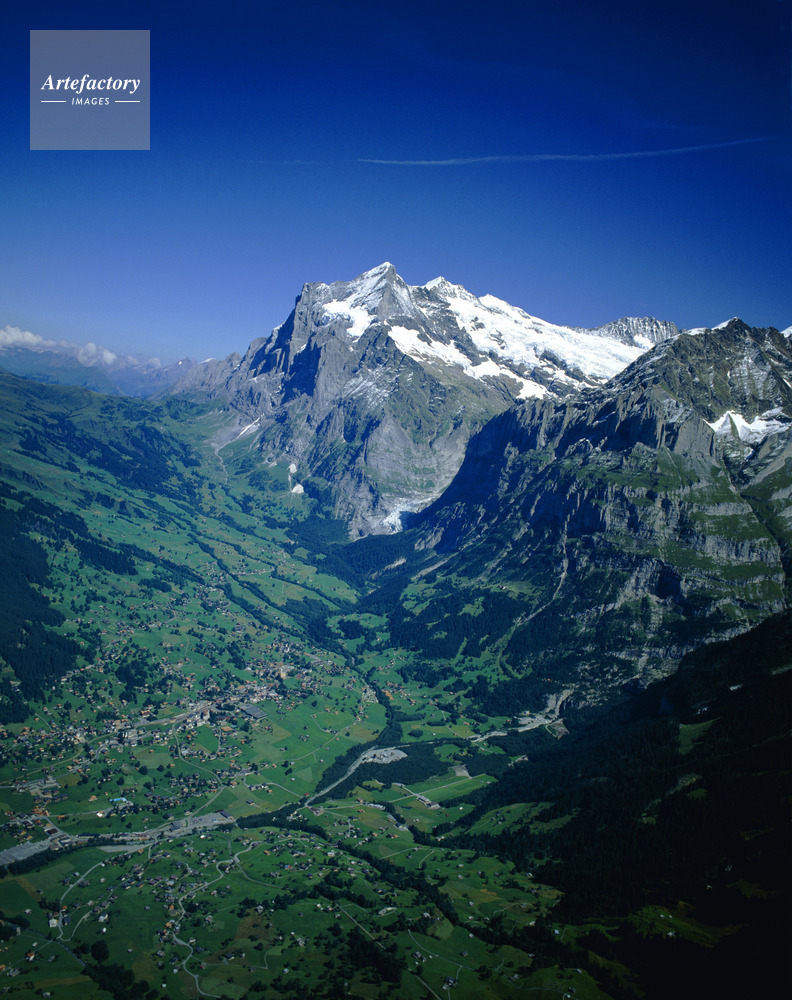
358, 137, 777, 165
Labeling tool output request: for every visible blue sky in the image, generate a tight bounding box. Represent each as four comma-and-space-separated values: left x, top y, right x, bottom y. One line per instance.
2, 0, 791, 362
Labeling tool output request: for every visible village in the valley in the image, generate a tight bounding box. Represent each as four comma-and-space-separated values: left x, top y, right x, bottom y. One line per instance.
0, 624, 556, 1000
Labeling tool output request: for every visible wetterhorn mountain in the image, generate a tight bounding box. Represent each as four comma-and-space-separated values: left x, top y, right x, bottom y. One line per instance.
170, 263, 677, 533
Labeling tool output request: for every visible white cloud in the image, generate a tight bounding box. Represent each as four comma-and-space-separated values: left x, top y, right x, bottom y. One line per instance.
0, 325, 57, 350
77, 342, 118, 366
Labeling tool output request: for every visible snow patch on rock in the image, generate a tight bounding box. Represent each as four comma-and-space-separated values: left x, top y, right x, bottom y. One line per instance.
706, 409, 790, 444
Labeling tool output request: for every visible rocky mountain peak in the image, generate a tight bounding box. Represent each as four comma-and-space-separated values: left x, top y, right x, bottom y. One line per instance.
168, 265, 695, 534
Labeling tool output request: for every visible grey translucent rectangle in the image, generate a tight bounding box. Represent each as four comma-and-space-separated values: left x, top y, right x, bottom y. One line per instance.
30, 29, 150, 150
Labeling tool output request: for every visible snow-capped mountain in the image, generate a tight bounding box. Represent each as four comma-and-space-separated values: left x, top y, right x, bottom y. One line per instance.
266, 262, 676, 398
171, 263, 679, 533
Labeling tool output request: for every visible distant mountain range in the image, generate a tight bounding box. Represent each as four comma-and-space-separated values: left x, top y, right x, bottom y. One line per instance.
0, 336, 194, 396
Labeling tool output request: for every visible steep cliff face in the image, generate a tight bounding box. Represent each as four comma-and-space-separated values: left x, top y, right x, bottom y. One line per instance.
171, 263, 675, 533
406, 321, 791, 705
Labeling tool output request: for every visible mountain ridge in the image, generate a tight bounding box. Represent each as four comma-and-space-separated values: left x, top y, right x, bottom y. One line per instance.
397, 319, 791, 708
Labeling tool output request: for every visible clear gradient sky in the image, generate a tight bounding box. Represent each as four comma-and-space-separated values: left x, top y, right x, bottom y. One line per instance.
2, 0, 791, 362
